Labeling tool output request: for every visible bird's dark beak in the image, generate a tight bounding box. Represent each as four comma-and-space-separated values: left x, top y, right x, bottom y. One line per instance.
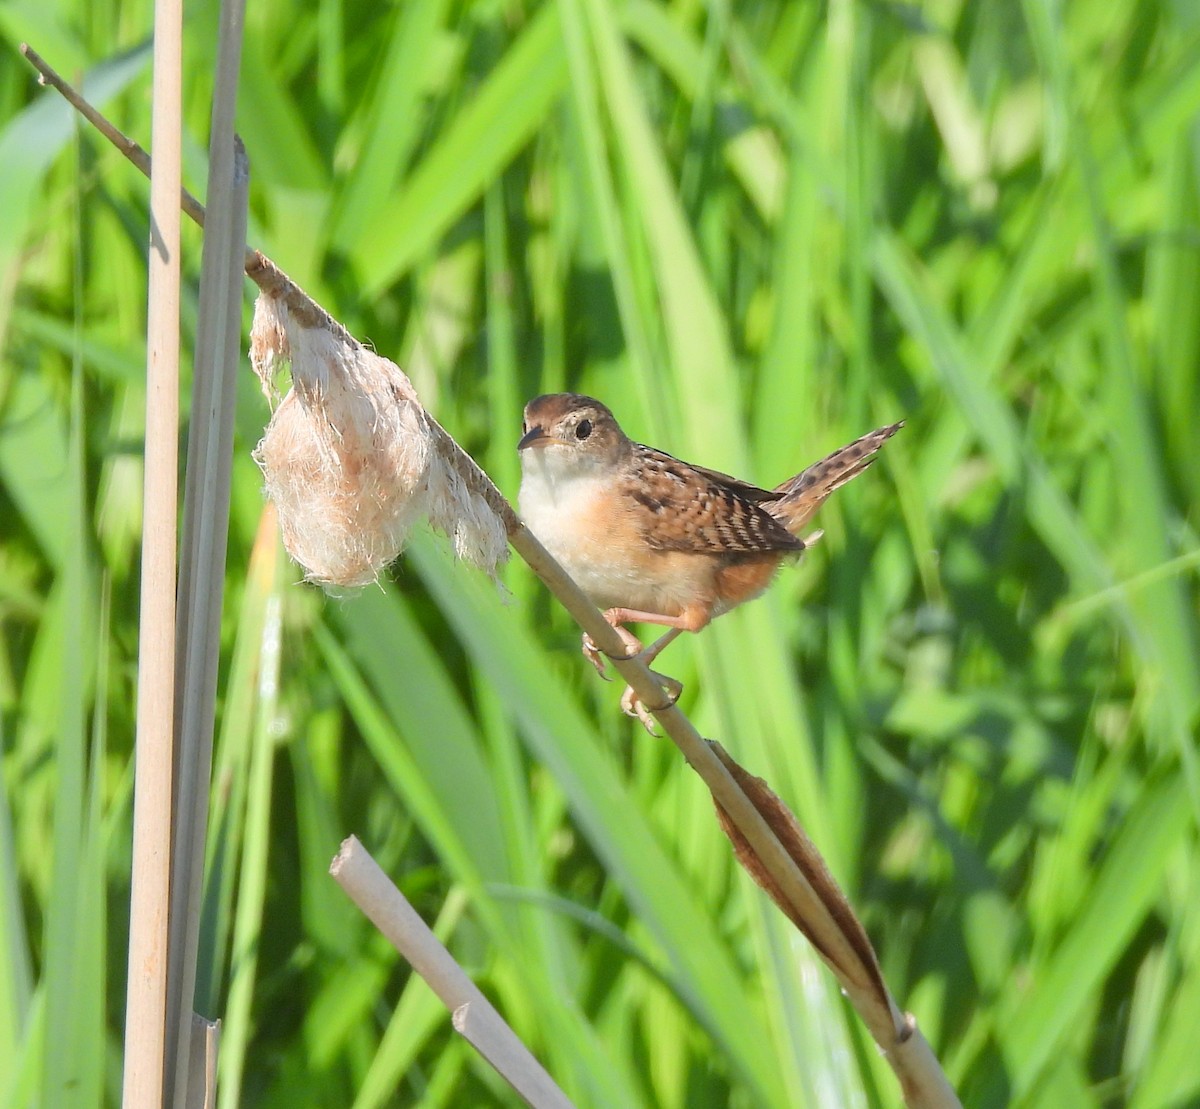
517, 425, 548, 451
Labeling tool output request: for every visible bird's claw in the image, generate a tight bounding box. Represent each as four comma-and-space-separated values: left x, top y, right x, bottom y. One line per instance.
580, 626, 644, 681
581, 633, 612, 680
620, 673, 684, 735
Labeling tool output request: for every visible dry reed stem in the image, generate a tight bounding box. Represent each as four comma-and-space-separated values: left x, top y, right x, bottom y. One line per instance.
23, 49, 961, 1108
330, 837, 575, 1109
508, 526, 959, 1109
120, 0, 184, 1102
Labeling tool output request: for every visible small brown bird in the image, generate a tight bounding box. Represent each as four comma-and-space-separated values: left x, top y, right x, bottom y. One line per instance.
517, 393, 902, 729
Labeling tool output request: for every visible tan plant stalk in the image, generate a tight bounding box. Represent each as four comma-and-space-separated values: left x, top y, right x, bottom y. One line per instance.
331, 837, 576, 1109
118, 0, 184, 1101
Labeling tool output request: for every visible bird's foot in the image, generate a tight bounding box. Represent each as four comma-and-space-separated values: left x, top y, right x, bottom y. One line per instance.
620, 671, 684, 735
580, 619, 681, 732
581, 624, 643, 681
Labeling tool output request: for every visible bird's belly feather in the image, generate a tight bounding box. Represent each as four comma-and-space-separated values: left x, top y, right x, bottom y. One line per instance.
519, 465, 706, 616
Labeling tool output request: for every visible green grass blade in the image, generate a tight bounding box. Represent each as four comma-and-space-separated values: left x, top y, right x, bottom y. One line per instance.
1002, 771, 1190, 1102
354, 5, 568, 296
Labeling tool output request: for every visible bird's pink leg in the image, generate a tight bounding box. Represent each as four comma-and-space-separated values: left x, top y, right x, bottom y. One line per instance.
581, 608, 699, 674
635, 626, 685, 667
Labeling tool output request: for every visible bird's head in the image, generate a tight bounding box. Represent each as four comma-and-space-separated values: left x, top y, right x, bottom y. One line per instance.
517, 393, 629, 477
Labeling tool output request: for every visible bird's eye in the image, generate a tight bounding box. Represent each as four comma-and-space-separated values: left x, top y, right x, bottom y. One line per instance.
575, 419, 593, 441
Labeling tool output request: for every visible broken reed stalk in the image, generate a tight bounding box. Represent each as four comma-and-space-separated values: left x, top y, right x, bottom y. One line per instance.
166, 0, 250, 1100
331, 837, 576, 1109
119, 0, 184, 1103
22, 48, 961, 1108
185, 1016, 220, 1109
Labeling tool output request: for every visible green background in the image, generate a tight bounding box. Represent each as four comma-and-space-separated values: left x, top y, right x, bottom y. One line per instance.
2, 0, 1199, 1105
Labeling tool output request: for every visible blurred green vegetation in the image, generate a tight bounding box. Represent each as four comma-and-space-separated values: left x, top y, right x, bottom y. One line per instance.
2, 0, 1200, 1106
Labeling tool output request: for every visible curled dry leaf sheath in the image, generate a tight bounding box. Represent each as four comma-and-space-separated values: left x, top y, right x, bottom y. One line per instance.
249, 293, 508, 587
709, 742, 893, 1021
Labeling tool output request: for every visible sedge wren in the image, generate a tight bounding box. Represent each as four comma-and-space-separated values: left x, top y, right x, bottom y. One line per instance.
517, 393, 902, 729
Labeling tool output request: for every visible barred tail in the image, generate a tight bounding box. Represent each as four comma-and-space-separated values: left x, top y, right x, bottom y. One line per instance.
767, 421, 903, 534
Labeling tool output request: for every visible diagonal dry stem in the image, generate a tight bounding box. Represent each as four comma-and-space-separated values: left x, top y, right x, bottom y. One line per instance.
21, 46, 960, 1108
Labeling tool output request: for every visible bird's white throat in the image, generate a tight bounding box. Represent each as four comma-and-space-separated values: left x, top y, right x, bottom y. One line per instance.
518, 450, 605, 541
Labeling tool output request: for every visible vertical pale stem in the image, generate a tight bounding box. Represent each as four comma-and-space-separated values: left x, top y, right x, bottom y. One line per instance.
121, 0, 184, 1102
